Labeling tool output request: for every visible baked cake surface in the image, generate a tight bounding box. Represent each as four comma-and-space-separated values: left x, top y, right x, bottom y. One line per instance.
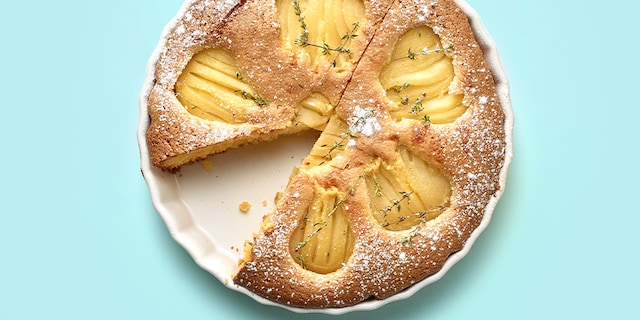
144, 0, 509, 309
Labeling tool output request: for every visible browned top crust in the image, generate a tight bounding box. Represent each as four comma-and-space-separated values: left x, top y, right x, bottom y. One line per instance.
145, 0, 299, 171
145, 0, 507, 309
145, 0, 394, 171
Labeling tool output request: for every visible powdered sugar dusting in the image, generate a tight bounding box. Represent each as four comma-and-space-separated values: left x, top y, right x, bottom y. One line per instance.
231, 0, 509, 308
155, 0, 241, 87
145, 0, 510, 310
348, 106, 381, 137
417, 5, 430, 21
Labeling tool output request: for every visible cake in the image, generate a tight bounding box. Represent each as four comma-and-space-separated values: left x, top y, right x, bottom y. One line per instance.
144, 0, 510, 309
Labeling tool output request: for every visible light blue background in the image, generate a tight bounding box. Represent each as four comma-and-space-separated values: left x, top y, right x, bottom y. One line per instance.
1, 0, 638, 319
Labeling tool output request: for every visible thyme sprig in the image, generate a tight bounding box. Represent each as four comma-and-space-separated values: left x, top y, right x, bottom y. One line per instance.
295, 194, 349, 252
402, 225, 421, 245
295, 221, 327, 251
380, 205, 447, 228
391, 83, 428, 116
296, 253, 307, 269
292, 0, 359, 67
401, 43, 453, 62
292, 0, 308, 46
328, 198, 345, 217
410, 92, 427, 114
320, 129, 356, 160
372, 174, 383, 198
392, 82, 411, 94
379, 191, 414, 217
235, 90, 271, 106
222, 70, 270, 106
346, 174, 366, 196
294, 177, 364, 255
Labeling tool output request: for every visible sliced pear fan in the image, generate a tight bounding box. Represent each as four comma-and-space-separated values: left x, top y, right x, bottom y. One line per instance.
174, 48, 263, 123
295, 93, 335, 130
366, 148, 451, 231
380, 26, 466, 124
277, 0, 365, 72
289, 185, 355, 274
300, 116, 350, 169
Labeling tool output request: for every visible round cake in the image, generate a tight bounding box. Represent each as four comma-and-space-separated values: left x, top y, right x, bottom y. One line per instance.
144, 0, 512, 309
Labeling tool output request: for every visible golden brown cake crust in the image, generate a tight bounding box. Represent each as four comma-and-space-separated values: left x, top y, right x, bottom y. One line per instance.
145, 0, 394, 171
231, 0, 506, 308
145, 0, 302, 171
144, 0, 507, 309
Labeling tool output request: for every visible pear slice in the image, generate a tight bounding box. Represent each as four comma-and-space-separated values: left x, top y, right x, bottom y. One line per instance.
300, 116, 350, 169
174, 48, 265, 123
277, 0, 365, 72
289, 185, 354, 274
380, 26, 466, 124
365, 148, 451, 231
295, 93, 334, 130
